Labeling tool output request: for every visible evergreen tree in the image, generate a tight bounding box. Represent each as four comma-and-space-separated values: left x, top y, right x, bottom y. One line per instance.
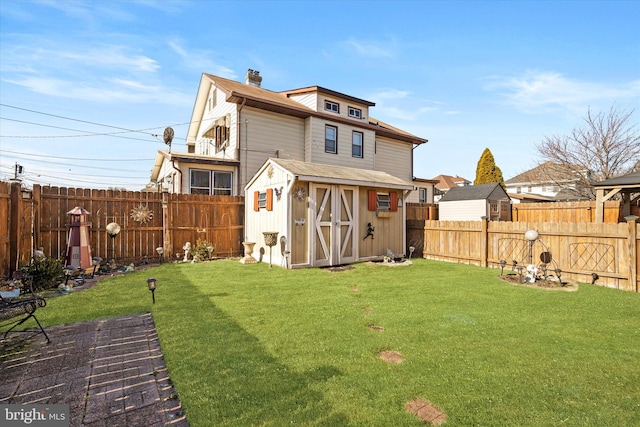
474, 148, 505, 187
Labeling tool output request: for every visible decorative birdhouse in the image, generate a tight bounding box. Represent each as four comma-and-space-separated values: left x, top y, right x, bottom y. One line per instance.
64, 207, 93, 270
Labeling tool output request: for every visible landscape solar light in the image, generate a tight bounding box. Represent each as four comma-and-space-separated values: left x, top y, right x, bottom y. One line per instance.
515, 266, 525, 283
156, 246, 164, 264
409, 246, 415, 259
525, 229, 539, 265
147, 278, 157, 304
91, 257, 102, 278
499, 260, 506, 275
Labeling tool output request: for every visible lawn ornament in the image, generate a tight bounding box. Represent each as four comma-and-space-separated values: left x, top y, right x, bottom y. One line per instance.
64, 207, 93, 270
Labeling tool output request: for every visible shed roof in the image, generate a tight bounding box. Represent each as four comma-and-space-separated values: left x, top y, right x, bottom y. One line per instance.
439, 183, 509, 202
247, 158, 414, 190
592, 171, 640, 188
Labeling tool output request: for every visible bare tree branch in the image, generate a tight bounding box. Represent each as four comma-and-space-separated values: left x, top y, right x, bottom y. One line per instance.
535, 104, 640, 200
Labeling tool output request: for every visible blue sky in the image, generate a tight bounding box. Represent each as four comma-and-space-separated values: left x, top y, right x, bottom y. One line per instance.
1, 0, 638, 190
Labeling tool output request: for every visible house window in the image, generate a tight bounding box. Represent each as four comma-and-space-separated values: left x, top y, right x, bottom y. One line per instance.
325, 125, 338, 154
189, 169, 232, 195
348, 106, 362, 119
516, 186, 521, 194
419, 188, 427, 203
324, 100, 339, 113
352, 131, 363, 158
208, 89, 217, 110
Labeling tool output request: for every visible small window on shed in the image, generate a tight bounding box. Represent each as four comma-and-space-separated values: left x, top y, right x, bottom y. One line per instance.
377, 194, 391, 210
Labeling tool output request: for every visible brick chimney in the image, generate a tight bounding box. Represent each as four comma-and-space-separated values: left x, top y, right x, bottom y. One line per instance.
245, 69, 262, 87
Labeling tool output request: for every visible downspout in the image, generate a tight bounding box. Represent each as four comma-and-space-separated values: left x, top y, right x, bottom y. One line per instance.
237, 98, 246, 196
170, 160, 182, 193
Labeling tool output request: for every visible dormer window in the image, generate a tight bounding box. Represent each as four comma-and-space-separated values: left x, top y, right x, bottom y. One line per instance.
324, 100, 339, 113
348, 106, 362, 119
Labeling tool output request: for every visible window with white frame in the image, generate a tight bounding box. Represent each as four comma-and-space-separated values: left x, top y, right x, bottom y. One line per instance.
258, 192, 267, 208
419, 188, 427, 203
348, 106, 362, 119
324, 100, 339, 113
189, 169, 233, 195
325, 125, 338, 154
352, 131, 363, 158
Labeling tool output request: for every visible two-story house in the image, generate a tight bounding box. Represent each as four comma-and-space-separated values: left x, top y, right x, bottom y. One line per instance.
150, 70, 428, 267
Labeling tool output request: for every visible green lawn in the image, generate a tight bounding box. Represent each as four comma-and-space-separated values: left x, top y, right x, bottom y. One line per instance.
24, 259, 640, 426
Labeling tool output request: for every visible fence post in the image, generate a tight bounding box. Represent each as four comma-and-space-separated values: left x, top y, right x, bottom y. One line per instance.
9, 182, 21, 273
625, 215, 638, 292
162, 191, 172, 262
480, 216, 488, 267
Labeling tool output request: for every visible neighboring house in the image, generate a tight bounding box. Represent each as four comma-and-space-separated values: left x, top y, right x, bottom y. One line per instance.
150, 69, 428, 267
504, 162, 588, 201
439, 183, 511, 221
245, 158, 414, 268
406, 178, 438, 204
150, 69, 427, 195
431, 174, 472, 202
508, 192, 555, 204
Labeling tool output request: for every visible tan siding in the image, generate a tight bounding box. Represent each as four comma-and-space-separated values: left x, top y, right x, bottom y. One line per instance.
358, 187, 405, 258
240, 108, 305, 190
288, 93, 318, 111
317, 94, 370, 123
374, 136, 413, 181
307, 118, 375, 169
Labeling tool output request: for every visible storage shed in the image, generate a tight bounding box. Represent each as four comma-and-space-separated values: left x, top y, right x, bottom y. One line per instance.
244, 158, 414, 268
439, 183, 511, 221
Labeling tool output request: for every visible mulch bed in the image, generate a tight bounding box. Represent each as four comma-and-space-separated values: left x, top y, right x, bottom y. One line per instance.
499, 274, 578, 291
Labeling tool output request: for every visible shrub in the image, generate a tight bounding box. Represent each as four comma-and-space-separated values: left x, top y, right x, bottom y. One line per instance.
20, 257, 64, 292
191, 239, 215, 262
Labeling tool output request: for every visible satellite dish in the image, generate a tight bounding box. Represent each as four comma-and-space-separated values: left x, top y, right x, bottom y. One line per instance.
106, 222, 121, 238
163, 127, 174, 145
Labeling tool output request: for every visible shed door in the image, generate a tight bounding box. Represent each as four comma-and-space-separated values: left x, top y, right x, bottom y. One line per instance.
312, 184, 356, 266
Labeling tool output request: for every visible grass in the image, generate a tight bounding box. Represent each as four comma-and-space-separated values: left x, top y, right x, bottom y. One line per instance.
12, 259, 640, 426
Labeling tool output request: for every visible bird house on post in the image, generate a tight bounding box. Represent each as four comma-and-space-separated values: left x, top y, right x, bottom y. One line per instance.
64, 207, 93, 270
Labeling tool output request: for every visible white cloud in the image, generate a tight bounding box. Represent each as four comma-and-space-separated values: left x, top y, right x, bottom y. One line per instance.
342, 37, 395, 58
366, 89, 446, 121
485, 70, 640, 113
167, 39, 236, 78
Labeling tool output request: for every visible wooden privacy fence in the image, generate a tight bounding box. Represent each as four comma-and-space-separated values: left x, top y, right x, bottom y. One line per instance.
512, 200, 638, 223
0, 182, 244, 277
421, 218, 639, 292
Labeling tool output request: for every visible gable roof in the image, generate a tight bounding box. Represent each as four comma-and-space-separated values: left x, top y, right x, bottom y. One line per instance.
439, 183, 509, 202
246, 158, 414, 191
431, 174, 471, 190
186, 73, 428, 147
505, 162, 580, 185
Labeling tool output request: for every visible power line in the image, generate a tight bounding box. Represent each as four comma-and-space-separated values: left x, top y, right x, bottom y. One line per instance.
0, 149, 152, 162
0, 117, 160, 142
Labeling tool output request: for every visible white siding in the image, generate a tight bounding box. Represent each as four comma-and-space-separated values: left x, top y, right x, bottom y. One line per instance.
374, 136, 413, 181
439, 200, 488, 221
195, 86, 237, 159
244, 164, 291, 267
